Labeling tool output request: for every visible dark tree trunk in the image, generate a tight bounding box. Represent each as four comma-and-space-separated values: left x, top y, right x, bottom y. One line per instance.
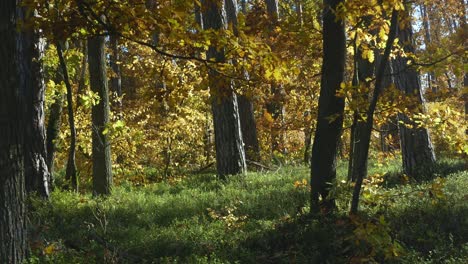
88, 36, 113, 195
202, 0, 247, 178
0, 0, 27, 262
225, 0, 260, 162
238, 95, 260, 161
348, 47, 375, 182
109, 35, 122, 111
21, 8, 50, 198
45, 88, 64, 177
350, 10, 399, 214
393, 9, 436, 179
310, 0, 346, 212
56, 42, 78, 191
76, 40, 87, 107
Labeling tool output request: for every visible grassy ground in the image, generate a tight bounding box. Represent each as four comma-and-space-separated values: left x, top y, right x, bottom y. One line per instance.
28, 157, 467, 263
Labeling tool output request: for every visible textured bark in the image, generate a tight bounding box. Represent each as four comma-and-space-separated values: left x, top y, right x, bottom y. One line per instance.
0, 0, 27, 262
350, 10, 399, 214
238, 95, 260, 161
21, 8, 50, 198
88, 36, 113, 195
225, 0, 260, 161
310, 0, 346, 212
393, 10, 436, 178
202, 0, 247, 177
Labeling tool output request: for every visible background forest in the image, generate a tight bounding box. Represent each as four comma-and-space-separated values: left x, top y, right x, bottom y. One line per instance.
0, 0, 467, 263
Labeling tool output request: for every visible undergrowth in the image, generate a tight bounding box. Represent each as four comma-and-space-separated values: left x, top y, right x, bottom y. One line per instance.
27, 157, 467, 263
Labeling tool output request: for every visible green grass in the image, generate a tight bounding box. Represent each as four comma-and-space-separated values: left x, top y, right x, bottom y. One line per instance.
28, 158, 468, 263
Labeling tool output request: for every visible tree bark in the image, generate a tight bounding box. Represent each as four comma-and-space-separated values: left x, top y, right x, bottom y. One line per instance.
0, 0, 27, 261
310, 0, 346, 212
393, 9, 436, 179
56, 42, 78, 191
202, 0, 247, 178
225, 0, 260, 162
21, 8, 50, 198
88, 36, 113, 195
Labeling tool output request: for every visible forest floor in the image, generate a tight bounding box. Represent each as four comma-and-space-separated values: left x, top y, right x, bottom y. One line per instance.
28, 157, 467, 263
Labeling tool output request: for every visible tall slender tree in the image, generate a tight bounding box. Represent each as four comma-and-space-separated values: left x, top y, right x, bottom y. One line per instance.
56, 42, 78, 191
0, 0, 27, 262
350, 9, 399, 214
310, 0, 346, 212
201, 0, 247, 177
88, 35, 113, 195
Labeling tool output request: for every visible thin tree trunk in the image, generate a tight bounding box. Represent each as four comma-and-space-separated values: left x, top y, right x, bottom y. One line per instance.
350, 10, 399, 214
22, 8, 50, 198
76, 40, 87, 107
310, 0, 346, 213
0, 0, 27, 261
88, 35, 113, 195
393, 8, 436, 179
109, 35, 122, 112
202, 0, 247, 178
56, 42, 78, 191
349, 48, 377, 182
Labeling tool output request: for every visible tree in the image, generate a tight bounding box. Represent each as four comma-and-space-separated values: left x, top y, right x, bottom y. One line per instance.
309, 0, 346, 212
393, 6, 436, 178
350, 9, 399, 214
56, 42, 78, 191
88, 35, 113, 194
225, 0, 260, 162
22, 7, 50, 197
109, 35, 122, 111
0, 0, 27, 262
202, 0, 247, 177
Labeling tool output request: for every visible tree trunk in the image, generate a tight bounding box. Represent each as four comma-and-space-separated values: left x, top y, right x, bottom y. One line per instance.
76, 40, 87, 107
56, 42, 78, 191
21, 8, 50, 198
0, 0, 27, 261
350, 10, 399, 214
202, 0, 247, 178
310, 0, 346, 212
109, 35, 122, 112
393, 9, 436, 179
348, 46, 375, 182
88, 36, 113, 195
45, 88, 64, 178
225, 0, 260, 162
